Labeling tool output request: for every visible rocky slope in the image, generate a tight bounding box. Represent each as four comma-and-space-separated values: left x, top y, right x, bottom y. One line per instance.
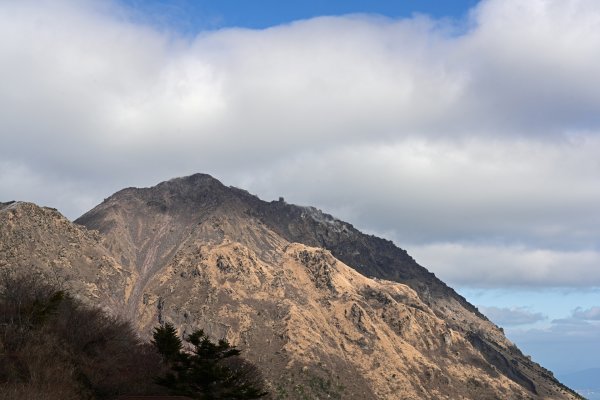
0, 201, 130, 312
0, 176, 582, 399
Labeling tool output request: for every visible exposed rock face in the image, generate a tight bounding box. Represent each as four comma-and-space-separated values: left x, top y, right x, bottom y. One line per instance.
0, 201, 130, 312
0, 175, 582, 399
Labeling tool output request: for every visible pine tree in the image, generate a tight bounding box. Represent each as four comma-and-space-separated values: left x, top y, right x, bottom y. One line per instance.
152, 324, 268, 399
152, 323, 183, 363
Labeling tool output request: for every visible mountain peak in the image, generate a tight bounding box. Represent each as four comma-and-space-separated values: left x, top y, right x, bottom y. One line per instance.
78, 173, 241, 227
0, 201, 62, 220
106, 173, 226, 202
0, 200, 18, 212
158, 172, 224, 190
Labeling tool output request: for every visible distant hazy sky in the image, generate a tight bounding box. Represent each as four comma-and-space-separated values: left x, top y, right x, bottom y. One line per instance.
1, 0, 599, 378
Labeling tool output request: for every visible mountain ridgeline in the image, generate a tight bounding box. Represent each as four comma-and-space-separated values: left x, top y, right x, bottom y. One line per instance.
0, 174, 582, 399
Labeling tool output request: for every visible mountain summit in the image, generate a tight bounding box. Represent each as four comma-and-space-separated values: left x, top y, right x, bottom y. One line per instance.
1, 174, 581, 399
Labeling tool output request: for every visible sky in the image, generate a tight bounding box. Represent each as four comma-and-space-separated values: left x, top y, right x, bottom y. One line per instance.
1, 0, 599, 382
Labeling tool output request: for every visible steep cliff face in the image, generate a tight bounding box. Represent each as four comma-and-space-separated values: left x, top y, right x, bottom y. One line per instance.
0, 175, 581, 399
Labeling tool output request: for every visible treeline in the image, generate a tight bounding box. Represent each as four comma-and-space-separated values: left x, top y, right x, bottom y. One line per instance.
0, 268, 268, 400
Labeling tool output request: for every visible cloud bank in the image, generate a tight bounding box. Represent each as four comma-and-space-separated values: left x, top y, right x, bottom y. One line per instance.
570, 306, 600, 321
1, 0, 599, 288
508, 305, 600, 373
480, 306, 547, 326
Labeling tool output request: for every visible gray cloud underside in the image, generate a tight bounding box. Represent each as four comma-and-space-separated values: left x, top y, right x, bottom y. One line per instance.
1, 0, 600, 288
571, 306, 600, 321
479, 306, 547, 326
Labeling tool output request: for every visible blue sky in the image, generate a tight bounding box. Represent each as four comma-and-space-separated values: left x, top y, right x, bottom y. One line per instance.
119, 0, 481, 31
1, 0, 599, 387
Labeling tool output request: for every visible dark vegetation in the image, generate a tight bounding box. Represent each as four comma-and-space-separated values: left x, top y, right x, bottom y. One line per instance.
153, 324, 268, 399
0, 267, 165, 399
0, 268, 267, 400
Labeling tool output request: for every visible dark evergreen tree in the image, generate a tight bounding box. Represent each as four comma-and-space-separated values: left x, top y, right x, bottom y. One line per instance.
152, 323, 183, 363
152, 323, 268, 399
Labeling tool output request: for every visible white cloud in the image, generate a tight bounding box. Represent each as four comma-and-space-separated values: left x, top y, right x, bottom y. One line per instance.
479, 306, 547, 326
408, 242, 600, 288
0, 0, 599, 289
0, 161, 103, 218
235, 137, 600, 249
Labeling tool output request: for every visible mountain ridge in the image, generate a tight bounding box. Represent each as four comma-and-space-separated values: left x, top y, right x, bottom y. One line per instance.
1, 173, 582, 399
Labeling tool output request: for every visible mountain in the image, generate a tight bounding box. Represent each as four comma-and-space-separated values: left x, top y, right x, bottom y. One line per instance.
0, 175, 582, 399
